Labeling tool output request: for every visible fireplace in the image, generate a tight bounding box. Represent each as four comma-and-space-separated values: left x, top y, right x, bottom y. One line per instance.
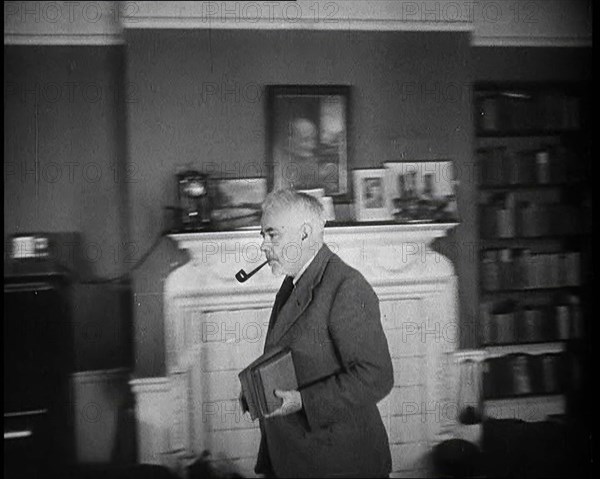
131, 223, 461, 477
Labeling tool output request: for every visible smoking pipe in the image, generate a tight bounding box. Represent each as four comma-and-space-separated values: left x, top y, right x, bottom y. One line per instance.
235, 260, 268, 283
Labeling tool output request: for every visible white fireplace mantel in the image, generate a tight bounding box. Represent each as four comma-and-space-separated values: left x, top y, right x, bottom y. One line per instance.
168, 222, 457, 294
131, 223, 463, 477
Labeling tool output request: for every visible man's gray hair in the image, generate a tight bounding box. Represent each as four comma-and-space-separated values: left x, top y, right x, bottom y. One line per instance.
262, 189, 326, 229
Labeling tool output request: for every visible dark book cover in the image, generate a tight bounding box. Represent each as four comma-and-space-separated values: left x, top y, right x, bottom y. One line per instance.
239, 347, 298, 420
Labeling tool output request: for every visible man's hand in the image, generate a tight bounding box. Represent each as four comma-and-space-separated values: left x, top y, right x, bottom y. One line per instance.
264, 389, 302, 418
239, 390, 249, 415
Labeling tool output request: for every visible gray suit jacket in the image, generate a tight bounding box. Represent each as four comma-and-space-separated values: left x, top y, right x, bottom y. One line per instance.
255, 244, 394, 478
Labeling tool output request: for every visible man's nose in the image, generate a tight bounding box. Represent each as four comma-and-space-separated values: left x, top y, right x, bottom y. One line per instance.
260, 238, 269, 253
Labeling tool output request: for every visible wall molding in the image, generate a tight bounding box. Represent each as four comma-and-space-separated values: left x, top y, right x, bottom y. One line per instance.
4, 0, 123, 45
4, 33, 124, 45
122, 0, 473, 32
123, 17, 472, 32
473, 35, 592, 48
5, 1, 590, 47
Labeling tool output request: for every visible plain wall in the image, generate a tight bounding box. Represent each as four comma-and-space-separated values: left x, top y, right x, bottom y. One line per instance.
4, 46, 132, 371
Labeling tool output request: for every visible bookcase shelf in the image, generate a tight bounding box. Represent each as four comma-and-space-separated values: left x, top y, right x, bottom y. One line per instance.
485, 394, 565, 403
479, 182, 578, 192
484, 342, 565, 358
475, 81, 590, 422
481, 286, 583, 295
484, 395, 565, 422
480, 235, 584, 245
476, 129, 577, 138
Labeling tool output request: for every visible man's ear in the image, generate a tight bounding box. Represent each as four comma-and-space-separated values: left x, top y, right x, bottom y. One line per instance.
301, 223, 312, 241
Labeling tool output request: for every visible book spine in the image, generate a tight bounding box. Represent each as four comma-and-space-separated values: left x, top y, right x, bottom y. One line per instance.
253, 368, 268, 418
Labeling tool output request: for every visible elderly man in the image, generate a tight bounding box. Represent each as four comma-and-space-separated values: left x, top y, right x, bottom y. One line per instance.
245, 189, 393, 478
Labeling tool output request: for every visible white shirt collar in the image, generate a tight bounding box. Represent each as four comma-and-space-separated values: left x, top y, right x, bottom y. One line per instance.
292, 250, 319, 285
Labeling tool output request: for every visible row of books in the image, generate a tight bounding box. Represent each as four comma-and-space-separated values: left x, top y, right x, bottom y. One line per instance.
481, 249, 581, 291
477, 146, 574, 187
483, 352, 580, 399
481, 194, 583, 238
476, 92, 580, 133
481, 296, 583, 345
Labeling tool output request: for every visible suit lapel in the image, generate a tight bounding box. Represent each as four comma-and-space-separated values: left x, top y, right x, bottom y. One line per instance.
266, 245, 333, 348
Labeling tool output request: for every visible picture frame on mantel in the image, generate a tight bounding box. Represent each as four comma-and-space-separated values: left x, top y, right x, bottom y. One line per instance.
210, 177, 267, 230
266, 85, 350, 199
383, 160, 459, 223
353, 168, 392, 222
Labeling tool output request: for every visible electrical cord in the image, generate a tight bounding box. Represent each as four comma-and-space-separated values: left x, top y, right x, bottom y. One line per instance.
59, 233, 168, 285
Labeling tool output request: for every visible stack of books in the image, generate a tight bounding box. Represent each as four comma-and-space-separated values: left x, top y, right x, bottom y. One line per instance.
238, 347, 298, 420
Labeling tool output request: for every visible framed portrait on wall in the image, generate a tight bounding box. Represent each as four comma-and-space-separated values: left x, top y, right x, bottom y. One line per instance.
353, 169, 392, 221
383, 160, 458, 223
267, 85, 350, 198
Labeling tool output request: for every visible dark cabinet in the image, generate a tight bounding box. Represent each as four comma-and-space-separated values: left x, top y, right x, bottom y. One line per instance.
4, 270, 74, 477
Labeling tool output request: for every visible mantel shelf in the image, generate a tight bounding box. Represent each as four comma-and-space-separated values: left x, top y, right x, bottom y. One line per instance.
166, 222, 459, 298
169, 222, 459, 243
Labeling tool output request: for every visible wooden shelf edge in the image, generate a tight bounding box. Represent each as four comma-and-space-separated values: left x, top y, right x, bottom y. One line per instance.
484, 342, 566, 357
484, 395, 566, 422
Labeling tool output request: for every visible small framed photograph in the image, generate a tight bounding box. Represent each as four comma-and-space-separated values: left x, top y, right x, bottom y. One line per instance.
353, 169, 392, 221
383, 161, 458, 223
210, 177, 267, 229
267, 85, 350, 198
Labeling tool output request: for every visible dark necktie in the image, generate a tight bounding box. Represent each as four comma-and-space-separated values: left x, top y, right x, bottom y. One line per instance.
272, 276, 295, 321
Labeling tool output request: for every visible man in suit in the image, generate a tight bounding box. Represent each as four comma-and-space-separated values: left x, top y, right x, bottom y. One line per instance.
243, 189, 394, 478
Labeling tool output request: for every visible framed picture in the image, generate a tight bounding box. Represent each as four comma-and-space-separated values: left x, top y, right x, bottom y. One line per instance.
383, 161, 458, 223
210, 177, 267, 229
353, 169, 392, 221
267, 85, 350, 198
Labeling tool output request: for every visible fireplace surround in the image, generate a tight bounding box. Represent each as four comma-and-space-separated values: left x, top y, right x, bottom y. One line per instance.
130, 223, 461, 477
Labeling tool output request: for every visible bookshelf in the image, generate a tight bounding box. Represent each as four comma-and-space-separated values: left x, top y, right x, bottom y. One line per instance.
474, 82, 590, 422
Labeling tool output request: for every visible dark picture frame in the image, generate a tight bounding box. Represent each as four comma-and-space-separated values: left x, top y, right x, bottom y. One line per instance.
266, 85, 350, 198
